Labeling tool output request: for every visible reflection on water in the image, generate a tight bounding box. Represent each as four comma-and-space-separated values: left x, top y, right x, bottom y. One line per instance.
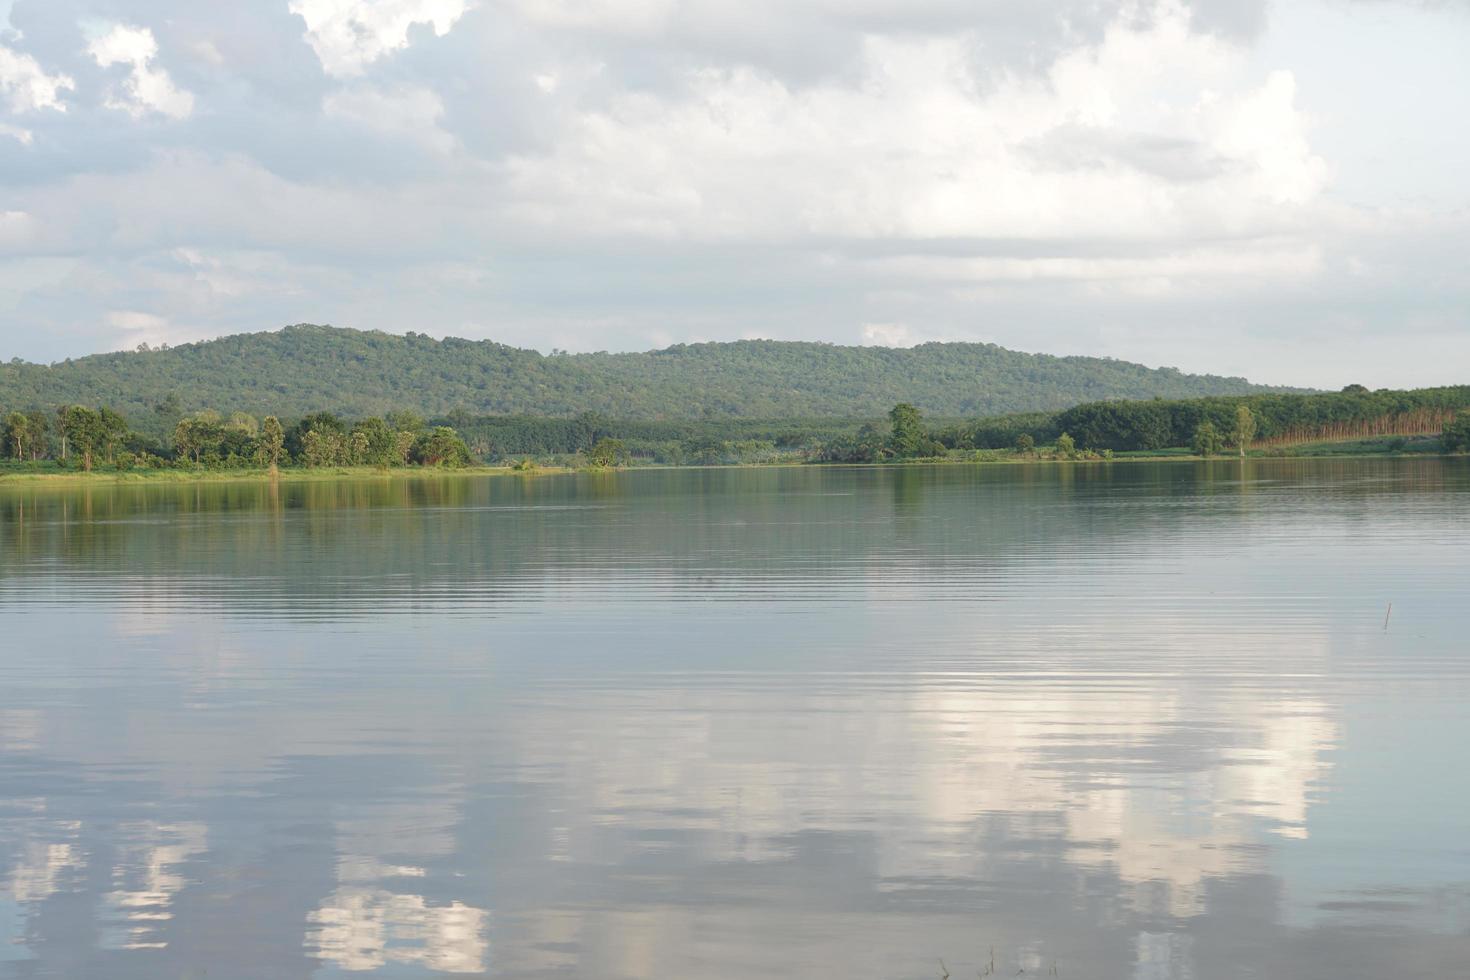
1, 460, 1468, 978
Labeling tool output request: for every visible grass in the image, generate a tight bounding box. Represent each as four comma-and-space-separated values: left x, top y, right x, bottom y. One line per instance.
0, 435, 1456, 489
0, 462, 575, 487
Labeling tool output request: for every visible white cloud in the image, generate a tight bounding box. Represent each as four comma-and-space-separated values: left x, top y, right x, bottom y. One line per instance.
503, 1, 1326, 249
860, 243, 1324, 287
103, 310, 194, 350
105, 309, 168, 331
860, 322, 919, 347
290, 0, 473, 77
0, 0, 1464, 388
0, 42, 74, 113
323, 83, 456, 153
0, 210, 36, 250
87, 25, 195, 120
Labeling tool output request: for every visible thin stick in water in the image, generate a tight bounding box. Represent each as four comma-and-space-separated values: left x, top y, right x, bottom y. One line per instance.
1383, 602, 1392, 631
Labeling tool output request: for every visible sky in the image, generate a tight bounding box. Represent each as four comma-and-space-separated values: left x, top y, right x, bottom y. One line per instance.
0, 0, 1466, 388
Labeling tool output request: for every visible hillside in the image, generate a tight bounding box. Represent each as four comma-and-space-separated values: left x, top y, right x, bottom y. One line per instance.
0, 324, 1302, 421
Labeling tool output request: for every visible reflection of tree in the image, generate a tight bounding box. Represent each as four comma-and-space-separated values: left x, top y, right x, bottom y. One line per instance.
889, 465, 926, 518
0, 461, 1452, 620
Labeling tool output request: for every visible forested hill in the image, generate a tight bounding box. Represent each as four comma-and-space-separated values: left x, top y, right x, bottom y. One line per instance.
0, 324, 1302, 420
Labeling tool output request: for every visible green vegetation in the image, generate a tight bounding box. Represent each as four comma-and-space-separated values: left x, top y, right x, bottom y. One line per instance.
951, 385, 1470, 454
1443, 415, 1470, 453
1, 404, 473, 478
0, 324, 1299, 424
811, 404, 948, 463
4, 384, 1464, 485
1191, 420, 1222, 457
586, 438, 629, 468
1230, 405, 1258, 458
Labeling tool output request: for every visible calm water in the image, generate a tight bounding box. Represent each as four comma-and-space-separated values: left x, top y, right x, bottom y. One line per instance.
1, 460, 1468, 979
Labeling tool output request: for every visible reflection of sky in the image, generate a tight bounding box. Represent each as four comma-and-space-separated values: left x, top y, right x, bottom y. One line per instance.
0, 461, 1468, 978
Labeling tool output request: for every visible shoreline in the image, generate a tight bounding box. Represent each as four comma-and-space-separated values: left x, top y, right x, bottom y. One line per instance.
0, 448, 1454, 489
0, 464, 574, 488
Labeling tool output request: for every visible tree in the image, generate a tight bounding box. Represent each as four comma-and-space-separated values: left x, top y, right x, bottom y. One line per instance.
287, 412, 346, 460
385, 410, 424, 434
5, 411, 28, 460
301, 428, 347, 467
1191, 420, 1222, 457
1230, 405, 1257, 457
23, 411, 47, 461
259, 416, 286, 469
1055, 432, 1075, 458
60, 406, 107, 471
587, 437, 628, 467
394, 430, 417, 466
1442, 415, 1470, 453
1015, 433, 1034, 454
350, 417, 397, 466
888, 403, 928, 458
99, 407, 129, 465
173, 417, 199, 463
173, 412, 224, 464
415, 426, 470, 467
349, 430, 370, 465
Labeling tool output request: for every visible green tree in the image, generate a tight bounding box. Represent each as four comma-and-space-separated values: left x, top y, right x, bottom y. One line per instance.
5, 411, 28, 460
173, 417, 199, 463
349, 430, 370, 465
350, 417, 398, 466
1442, 415, 1470, 453
1015, 433, 1034, 454
23, 411, 47, 461
385, 410, 425, 434
1055, 432, 1076, 458
259, 416, 286, 469
1191, 420, 1222, 457
393, 430, 417, 466
1230, 404, 1257, 457
99, 407, 129, 465
301, 428, 347, 467
888, 403, 927, 458
587, 437, 628, 467
173, 412, 224, 464
60, 406, 107, 471
415, 426, 470, 467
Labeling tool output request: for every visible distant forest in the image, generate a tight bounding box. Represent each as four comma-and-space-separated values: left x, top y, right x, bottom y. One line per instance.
0, 323, 1300, 424
6, 385, 1467, 474
954, 385, 1470, 453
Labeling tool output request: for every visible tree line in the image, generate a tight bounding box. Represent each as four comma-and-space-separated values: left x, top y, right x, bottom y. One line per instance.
2, 405, 471, 472
948, 385, 1470, 454
7, 387, 1469, 474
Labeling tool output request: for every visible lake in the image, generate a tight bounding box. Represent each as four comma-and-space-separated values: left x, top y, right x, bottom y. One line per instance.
1, 459, 1468, 979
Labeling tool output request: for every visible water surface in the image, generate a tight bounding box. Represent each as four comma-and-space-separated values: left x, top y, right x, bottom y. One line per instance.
1, 460, 1468, 978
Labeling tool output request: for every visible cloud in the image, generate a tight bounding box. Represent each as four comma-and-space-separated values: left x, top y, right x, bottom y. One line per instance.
104, 309, 177, 349
861, 322, 919, 347
323, 82, 456, 154
290, 0, 473, 77
0, 209, 36, 250
501, 3, 1326, 247
0, 39, 73, 113
86, 24, 194, 119
0, 0, 1463, 389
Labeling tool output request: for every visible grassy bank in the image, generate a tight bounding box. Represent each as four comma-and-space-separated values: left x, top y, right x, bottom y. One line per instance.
2, 434, 1455, 489
0, 463, 579, 487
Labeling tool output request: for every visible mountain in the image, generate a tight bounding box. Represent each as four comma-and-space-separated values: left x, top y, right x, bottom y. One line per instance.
0, 324, 1303, 422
